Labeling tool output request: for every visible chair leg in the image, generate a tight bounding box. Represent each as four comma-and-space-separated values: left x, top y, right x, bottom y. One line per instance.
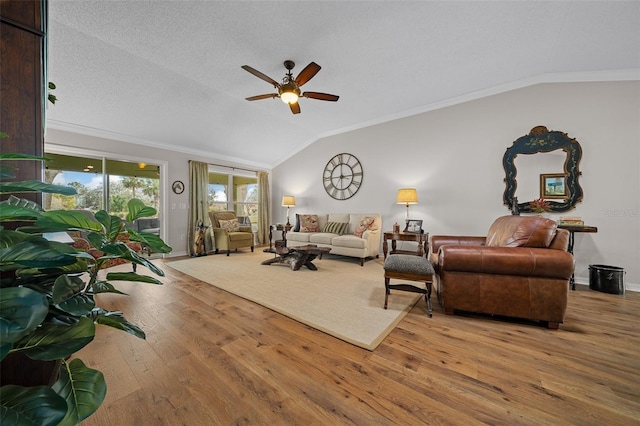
132, 263, 137, 273
384, 277, 390, 309
425, 281, 432, 317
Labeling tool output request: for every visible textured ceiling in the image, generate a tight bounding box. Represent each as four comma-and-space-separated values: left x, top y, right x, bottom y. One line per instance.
46, 1, 640, 169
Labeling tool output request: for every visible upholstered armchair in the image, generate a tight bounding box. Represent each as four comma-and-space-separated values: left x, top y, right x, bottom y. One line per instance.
430, 215, 574, 329
209, 211, 254, 256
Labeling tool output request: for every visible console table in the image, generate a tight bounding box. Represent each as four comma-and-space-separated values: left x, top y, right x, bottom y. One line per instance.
558, 224, 598, 290
264, 224, 292, 253
383, 231, 429, 259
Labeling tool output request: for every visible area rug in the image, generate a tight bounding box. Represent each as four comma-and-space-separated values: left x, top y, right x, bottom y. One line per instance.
166, 251, 421, 350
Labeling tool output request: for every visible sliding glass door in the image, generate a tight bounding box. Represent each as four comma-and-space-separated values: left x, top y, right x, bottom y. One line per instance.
43, 152, 160, 220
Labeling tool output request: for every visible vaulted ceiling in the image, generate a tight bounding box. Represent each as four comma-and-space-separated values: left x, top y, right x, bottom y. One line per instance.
46, 1, 640, 169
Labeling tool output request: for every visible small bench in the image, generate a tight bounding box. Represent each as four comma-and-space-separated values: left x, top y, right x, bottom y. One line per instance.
383, 254, 435, 317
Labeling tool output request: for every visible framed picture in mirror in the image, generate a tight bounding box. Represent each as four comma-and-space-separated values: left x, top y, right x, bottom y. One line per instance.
404, 219, 423, 233
540, 173, 567, 199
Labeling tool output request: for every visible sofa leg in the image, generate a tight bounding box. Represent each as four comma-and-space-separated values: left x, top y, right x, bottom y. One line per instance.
251, 246, 254, 252
444, 308, 454, 315
546, 321, 560, 330
360, 258, 364, 266
215, 248, 219, 254
227, 250, 230, 256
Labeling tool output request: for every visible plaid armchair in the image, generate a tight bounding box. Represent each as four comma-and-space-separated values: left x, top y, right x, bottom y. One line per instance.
72, 233, 142, 271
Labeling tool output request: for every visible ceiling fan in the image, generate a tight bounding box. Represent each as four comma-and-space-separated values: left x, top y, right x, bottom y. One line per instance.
241, 60, 339, 114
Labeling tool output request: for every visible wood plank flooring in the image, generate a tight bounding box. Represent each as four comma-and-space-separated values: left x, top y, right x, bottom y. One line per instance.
77, 258, 640, 425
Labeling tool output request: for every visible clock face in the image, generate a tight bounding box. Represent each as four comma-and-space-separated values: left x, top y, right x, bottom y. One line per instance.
323, 153, 363, 200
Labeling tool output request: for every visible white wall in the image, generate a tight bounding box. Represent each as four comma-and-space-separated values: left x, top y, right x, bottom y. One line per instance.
272, 81, 640, 291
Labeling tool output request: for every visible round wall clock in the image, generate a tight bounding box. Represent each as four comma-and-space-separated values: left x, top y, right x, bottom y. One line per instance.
322, 153, 363, 200
171, 180, 185, 194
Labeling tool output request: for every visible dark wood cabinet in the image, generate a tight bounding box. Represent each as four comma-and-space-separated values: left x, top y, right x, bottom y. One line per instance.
0, 0, 47, 204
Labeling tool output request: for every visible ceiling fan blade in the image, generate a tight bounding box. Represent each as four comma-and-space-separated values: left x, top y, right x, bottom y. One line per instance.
294, 62, 321, 86
241, 65, 280, 87
303, 91, 340, 102
245, 93, 278, 101
289, 102, 301, 114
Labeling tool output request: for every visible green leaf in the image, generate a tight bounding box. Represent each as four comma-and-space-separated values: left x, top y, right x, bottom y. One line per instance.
125, 198, 157, 222
91, 280, 128, 295
52, 359, 106, 425
128, 230, 172, 253
52, 275, 95, 316
0, 238, 78, 269
0, 287, 49, 354
0, 385, 67, 426
40, 210, 102, 232
15, 317, 95, 361
104, 272, 163, 285
0, 229, 30, 249
0, 180, 76, 195
93, 310, 146, 339
0, 204, 43, 222
94, 210, 122, 240
0, 152, 51, 162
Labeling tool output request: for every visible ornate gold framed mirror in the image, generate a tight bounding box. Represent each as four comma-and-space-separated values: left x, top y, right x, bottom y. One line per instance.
503, 126, 583, 213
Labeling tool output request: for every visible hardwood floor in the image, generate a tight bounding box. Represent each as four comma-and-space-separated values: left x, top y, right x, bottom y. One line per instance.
78, 258, 640, 425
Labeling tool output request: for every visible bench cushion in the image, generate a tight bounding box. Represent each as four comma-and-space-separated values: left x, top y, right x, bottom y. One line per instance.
384, 254, 434, 275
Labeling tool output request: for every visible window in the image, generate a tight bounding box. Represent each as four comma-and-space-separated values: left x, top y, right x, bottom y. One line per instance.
43, 153, 160, 219
208, 171, 258, 229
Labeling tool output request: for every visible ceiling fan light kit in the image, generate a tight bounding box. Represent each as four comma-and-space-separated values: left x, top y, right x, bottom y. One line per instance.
242, 60, 339, 114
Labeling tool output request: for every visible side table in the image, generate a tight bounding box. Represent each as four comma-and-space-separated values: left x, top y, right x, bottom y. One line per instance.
558, 224, 598, 290
383, 231, 429, 259
264, 224, 292, 253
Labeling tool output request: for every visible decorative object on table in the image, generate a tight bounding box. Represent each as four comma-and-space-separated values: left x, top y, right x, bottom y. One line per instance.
503, 126, 583, 213
529, 197, 551, 214
540, 173, 567, 199
281, 195, 296, 226
393, 222, 400, 233
396, 188, 418, 222
510, 197, 520, 215
322, 153, 363, 200
192, 220, 209, 257
171, 180, 184, 194
404, 219, 423, 233
559, 216, 584, 226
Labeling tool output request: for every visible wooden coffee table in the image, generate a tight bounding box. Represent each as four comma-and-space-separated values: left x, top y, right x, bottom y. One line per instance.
261, 244, 331, 271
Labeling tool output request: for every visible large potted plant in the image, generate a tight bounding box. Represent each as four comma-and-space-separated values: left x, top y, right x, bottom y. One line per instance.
0, 133, 172, 425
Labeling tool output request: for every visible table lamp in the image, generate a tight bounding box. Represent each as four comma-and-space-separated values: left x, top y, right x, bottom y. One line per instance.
396, 188, 418, 222
282, 195, 296, 226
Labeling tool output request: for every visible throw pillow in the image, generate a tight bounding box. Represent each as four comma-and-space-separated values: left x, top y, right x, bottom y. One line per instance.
322, 221, 349, 235
218, 218, 240, 232
293, 213, 301, 232
299, 214, 319, 232
354, 216, 375, 238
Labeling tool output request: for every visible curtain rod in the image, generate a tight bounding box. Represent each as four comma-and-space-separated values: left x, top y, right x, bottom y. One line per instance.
208, 162, 260, 175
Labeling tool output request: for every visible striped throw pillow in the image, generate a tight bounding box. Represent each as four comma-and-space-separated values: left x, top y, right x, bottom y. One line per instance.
322, 221, 349, 235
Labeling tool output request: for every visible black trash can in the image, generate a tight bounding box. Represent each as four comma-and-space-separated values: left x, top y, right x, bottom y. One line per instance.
589, 264, 625, 295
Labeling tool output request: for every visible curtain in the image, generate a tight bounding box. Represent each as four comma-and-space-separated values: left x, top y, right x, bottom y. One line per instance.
188, 161, 214, 256
257, 171, 270, 245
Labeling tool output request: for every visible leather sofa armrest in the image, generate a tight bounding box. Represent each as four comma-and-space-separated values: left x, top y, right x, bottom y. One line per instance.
431, 235, 485, 253
438, 245, 574, 279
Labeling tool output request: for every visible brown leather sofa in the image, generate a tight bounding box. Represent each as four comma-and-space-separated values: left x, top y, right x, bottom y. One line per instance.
430, 215, 574, 329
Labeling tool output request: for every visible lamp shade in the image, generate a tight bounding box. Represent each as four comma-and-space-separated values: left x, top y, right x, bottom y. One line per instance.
396, 188, 418, 205
281, 195, 296, 207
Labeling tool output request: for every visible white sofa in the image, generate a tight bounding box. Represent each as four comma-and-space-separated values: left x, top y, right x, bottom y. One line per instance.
286, 213, 382, 266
